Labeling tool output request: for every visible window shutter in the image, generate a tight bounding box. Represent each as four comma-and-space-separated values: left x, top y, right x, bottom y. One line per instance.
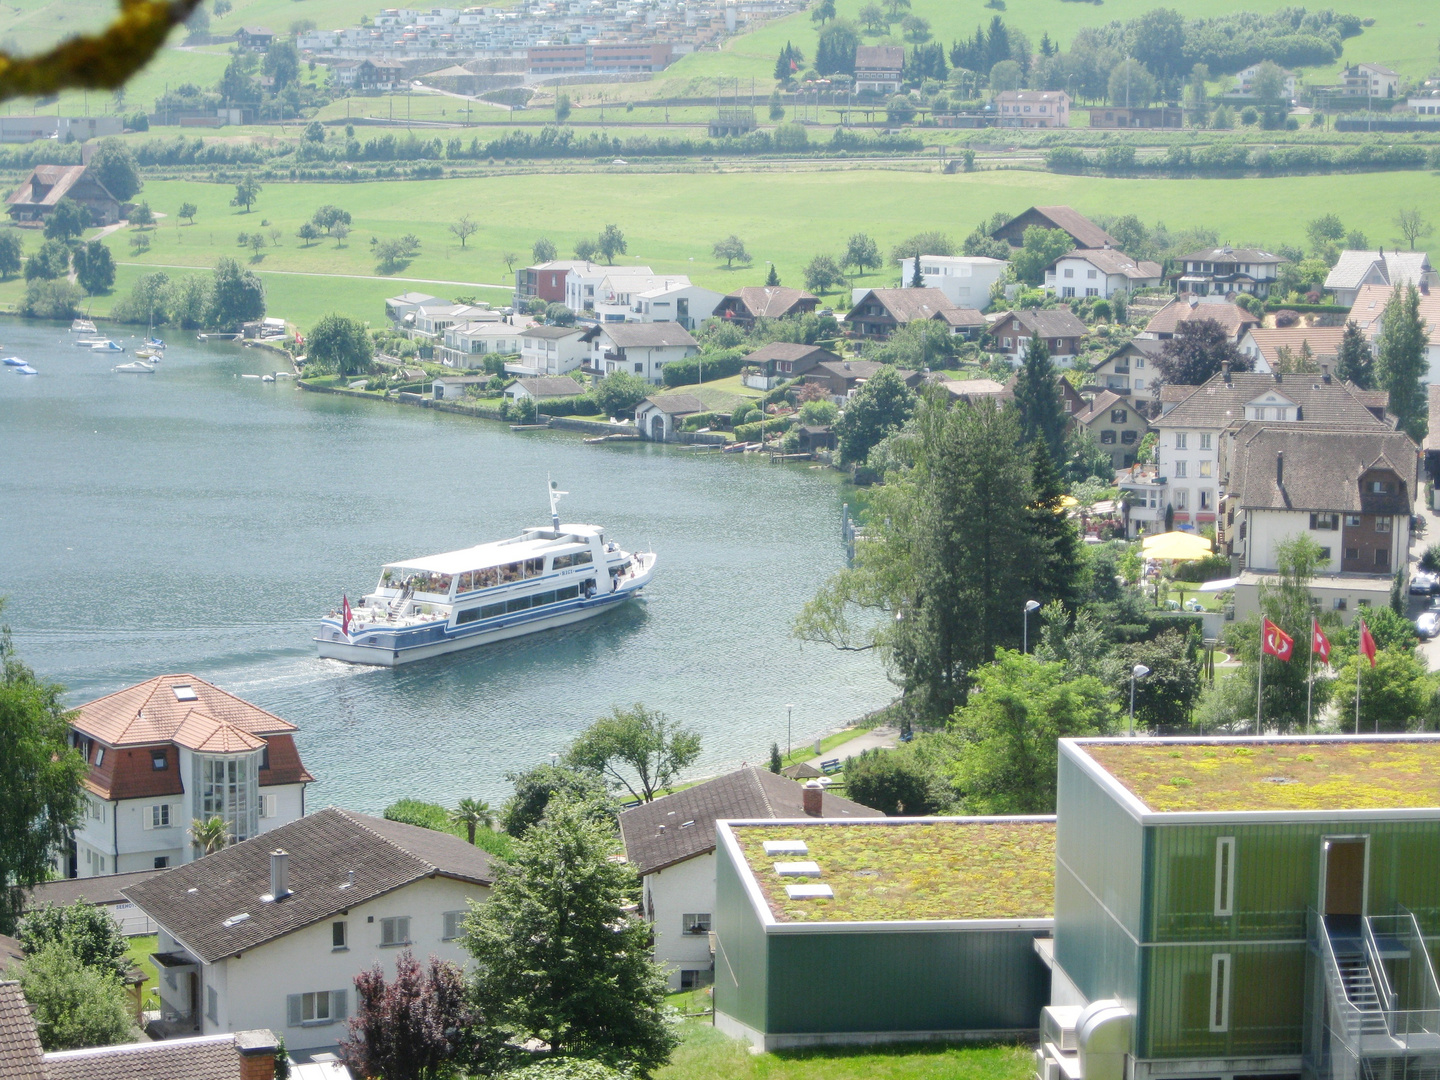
399, 917, 410, 942
143, 808, 153, 831
287, 994, 302, 1027
331, 989, 348, 1020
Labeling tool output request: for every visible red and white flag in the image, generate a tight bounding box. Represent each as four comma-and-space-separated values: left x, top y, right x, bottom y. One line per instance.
1262, 618, 1294, 661
1312, 618, 1330, 664
1358, 618, 1377, 668
342, 594, 352, 636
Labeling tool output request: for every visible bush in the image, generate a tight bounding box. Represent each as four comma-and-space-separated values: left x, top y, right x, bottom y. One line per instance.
842, 746, 950, 815
22, 279, 82, 320
383, 799, 450, 831
1171, 555, 1233, 583
660, 348, 746, 388
1421, 544, 1440, 572
17, 943, 135, 1051
733, 415, 794, 442
535, 395, 600, 416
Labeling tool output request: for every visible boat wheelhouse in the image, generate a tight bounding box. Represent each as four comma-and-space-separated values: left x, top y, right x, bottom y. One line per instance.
316, 486, 655, 666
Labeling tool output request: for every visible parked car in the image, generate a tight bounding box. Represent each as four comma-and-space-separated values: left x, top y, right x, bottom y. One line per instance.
1410, 570, 1437, 595
1417, 609, 1440, 639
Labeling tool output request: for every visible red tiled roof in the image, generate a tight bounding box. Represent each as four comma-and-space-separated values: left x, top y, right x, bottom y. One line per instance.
74, 675, 297, 746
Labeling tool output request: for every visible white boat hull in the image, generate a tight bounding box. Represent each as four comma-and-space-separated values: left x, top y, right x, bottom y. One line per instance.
315, 584, 644, 666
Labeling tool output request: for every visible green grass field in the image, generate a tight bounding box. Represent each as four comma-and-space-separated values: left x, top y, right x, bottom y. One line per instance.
3, 166, 1428, 330
656, 1022, 1037, 1080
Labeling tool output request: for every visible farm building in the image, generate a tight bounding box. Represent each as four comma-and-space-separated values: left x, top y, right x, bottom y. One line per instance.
1044, 735, 1440, 1080
713, 816, 1056, 1051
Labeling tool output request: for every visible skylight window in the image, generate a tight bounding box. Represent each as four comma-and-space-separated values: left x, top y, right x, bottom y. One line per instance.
222, 913, 251, 927
172, 685, 198, 702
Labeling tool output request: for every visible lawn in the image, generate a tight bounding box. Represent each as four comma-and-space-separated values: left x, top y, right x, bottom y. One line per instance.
657, 1021, 1037, 1080
735, 820, 1056, 923
125, 934, 159, 1013
4, 166, 1437, 331
1084, 739, 1440, 813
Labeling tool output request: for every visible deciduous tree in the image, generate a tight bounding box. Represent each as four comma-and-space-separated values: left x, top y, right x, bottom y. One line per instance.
307, 313, 373, 376
1331, 647, 1437, 734
1010, 225, 1073, 285
843, 746, 948, 814
16, 943, 135, 1051
17, 902, 127, 978
43, 197, 87, 241
312, 205, 351, 234
24, 240, 70, 282
802, 253, 844, 295
87, 138, 141, 201
448, 214, 478, 249
565, 704, 701, 803
72, 241, 115, 296
128, 201, 155, 228
597, 223, 627, 264
532, 237, 557, 263
843, 232, 880, 276
0, 232, 22, 279
500, 763, 613, 839
178, 201, 198, 225
207, 257, 266, 329
591, 370, 650, 418
341, 951, 476, 1080
230, 176, 262, 213
711, 234, 750, 268
1393, 207, 1434, 251
1155, 317, 1249, 388
834, 364, 915, 466
465, 798, 676, 1072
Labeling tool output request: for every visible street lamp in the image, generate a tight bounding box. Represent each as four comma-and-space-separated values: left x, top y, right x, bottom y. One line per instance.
1129, 664, 1151, 737
1023, 600, 1041, 653
786, 704, 794, 763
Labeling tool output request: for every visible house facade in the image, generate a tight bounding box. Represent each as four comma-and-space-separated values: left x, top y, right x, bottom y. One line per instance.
714, 286, 819, 326
1323, 250, 1435, 307
619, 280, 723, 330
67, 675, 312, 879
804, 360, 921, 403
995, 90, 1070, 128
503, 375, 585, 403
1347, 283, 1440, 383
1232, 63, 1297, 98
1045, 249, 1164, 300
1340, 63, 1400, 98
635, 394, 705, 442
895, 256, 1007, 309
1175, 248, 1286, 298
843, 288, 973, 339
1043, 735, 1440, 1080
1237, 327, 1348, 373
1075, 391, 1149, 470
124, 808, 493, 1053
854, 45, 904, 94
740, 343, 839, 390
618, 767, 882, 993
585, 322, 698, 383
989, 309, 1089, 364
513, 260, 587, 309
565, 264, 656, 315
515, 325, 588, 377
992, 206, 1120, 250
1087, 339, 1164, 398
5, 164, 120, 225
439, 318, 531, 368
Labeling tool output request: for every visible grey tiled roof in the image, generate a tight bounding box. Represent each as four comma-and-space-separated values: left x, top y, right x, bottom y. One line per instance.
845, 288, 960, 324
1155, 372, 1392, 430
1229, 424, 1419, 513
618, 767, 881, 876
641, 394, 705, 416
597, 322, 698, 348
0, 982, 44, 1080
43, 1034, 260, 1080
122, 808, 492, 963
25, 869, 164, 912
996, 308, 1089, 339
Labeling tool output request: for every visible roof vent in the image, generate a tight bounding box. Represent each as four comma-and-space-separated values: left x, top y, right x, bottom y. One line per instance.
680, 820, 695, 829
763, 840, 808, 856
785, 883, 834, 900
172, 684, 198, 702
222, 912, 251, 928
775, 861, 821, 876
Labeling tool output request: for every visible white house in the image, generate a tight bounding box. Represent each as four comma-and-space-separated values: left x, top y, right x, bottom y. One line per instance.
123, 808, 493, 1053
1347, 283, 1440, 382
1044, 248, 1164, 300
513, 325, 588, 377
1324, 250, 1436, 307
1231, 64, 1297, 99
408, 303, 497, 342
439, 317, 533, 368
894, 256, 1008, 309
384, 292, 439, 327
563, 263, 655, 315
503, 375, 586, 403
1341, 63, 1400, 100
634, 394, 706, 442
67, 675, 313, 879
623, 279, 723, 330
1408, 95, 1440, 116
617, 767, 880, 990
585, 322, 698, 384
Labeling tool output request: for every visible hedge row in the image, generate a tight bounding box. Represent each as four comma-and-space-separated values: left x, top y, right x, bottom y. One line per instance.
1046, 142, 1437, 177
660, 349, 747, 388
535, 395, 601, 416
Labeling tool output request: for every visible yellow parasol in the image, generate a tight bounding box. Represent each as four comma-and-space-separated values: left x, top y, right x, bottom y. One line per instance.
1141, 530, 1213, 561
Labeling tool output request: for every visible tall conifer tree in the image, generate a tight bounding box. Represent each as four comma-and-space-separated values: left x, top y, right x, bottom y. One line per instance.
1375, 285, 1428, 440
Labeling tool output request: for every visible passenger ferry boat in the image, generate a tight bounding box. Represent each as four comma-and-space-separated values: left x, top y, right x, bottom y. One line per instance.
315, 484, 656, 666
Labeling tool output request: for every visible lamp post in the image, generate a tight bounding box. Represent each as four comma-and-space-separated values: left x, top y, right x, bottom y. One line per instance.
786, 704, 794, 763
1023, 600, 1041, 653
1129, 664, 1151, 737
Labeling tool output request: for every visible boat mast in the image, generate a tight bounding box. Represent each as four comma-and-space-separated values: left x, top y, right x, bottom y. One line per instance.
548, 477, 567, 531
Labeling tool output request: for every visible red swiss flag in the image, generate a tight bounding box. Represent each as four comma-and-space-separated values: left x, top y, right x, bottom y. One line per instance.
1358, 618, 1377, 668
342, 594, 352, 636
1262, 618, 1294, 661
1311, 618, 1330, 664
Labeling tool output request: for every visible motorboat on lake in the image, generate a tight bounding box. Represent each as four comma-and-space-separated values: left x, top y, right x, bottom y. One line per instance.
316, 482, 656, 666
14, 363, 36, 375
2, 357, 25, 366
90, 341, 125, 353
135, 347, 163, 360
75, 337, 108, 347
113, 360, 154, 373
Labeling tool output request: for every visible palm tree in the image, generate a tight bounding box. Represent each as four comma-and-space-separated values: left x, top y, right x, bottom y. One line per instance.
190, 815, 229, 857
448, 798, 495, 845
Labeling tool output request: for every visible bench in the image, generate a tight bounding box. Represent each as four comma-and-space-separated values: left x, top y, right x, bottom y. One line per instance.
899, 730, 914, 743
820, 758, 842, 775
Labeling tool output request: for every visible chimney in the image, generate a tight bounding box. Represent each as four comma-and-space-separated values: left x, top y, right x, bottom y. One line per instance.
234, 1030, 278, 1080
802, 780, 823, 816
269, 850, 291, 901
1276, 450, 1284, 487
1221, 358, 1231, 384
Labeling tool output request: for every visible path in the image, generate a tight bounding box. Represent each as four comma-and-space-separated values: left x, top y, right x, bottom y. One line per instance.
93, 212, 166, 241
115, 262, 511, 291
805, 724, 898, 768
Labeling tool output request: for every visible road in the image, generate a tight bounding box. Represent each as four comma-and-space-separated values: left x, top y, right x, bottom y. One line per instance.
1408, 491, 1440, 670
115, 261, 511, 292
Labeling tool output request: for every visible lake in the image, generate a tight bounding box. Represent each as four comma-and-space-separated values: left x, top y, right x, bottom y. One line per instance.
0, 319, 893, 812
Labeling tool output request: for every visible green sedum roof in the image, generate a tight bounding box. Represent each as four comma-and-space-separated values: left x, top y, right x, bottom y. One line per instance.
1085, 739, 1440, 813
734, 820, 1055, 923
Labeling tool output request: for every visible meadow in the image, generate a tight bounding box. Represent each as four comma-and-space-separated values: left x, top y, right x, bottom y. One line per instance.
3, 165, 1437, 330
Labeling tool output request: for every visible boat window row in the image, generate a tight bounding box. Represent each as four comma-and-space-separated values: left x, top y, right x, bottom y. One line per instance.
455, 583, 584, 624
552, 551, 594, 569
385, 570, 453, 596
454, 552, 590, 593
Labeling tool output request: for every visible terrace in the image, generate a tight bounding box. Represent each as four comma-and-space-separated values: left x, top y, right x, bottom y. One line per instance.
730, 818, 1055, 924
1081, 736, 1440, 814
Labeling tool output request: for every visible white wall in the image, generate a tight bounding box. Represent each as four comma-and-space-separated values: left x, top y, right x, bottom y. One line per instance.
644, 853, 715, 990
1244, 512, 1343, 573
896, 258, 1005, 308
597, 341, 695, 384
165, 876, 489, 1052
1155, 426, 1221, 521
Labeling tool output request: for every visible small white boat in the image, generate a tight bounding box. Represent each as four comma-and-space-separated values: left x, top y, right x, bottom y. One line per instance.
90, 341, 125, 353
135, 347, 163, 360
15, 363, 37, 375
2, 357, 25, 367
113, 360, 154, 373
75, 337, 108, 347
71, 318, 97, 334
261, 374, 275, 383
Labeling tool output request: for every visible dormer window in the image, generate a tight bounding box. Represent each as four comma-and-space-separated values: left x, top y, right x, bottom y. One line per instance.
152, 751, 168, 771
1371, 480, 1392, 494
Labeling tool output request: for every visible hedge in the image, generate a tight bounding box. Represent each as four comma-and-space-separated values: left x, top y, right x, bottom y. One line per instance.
661, 348, 747, 388
733, 415, 795, 442
535, 395, 601, 416
1048, 141, 1437, 178
1262, 300, 1351, 315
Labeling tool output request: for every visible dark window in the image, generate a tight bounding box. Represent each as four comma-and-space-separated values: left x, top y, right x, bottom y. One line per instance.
1101, 430, 1117, 444
1121, 430, 1138, 444
480, 602, 507, 618
1110, 409, 1128, 423
505, 596, 531, 614
260, 745, 269, 771
154, 856, 169, 869
1376, 549, 1390, 569
532, 591, 557, 607
1318, 548, 1331, 561
456, 608, 482, 624
152, 751, 168, 771
1309, 513, 1339, 531
1345, 548, 1359, 561
333, 921, 347, 949
557, 585, 580, 601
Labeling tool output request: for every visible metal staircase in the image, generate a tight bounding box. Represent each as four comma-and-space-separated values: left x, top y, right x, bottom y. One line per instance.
387, 583, 412, 619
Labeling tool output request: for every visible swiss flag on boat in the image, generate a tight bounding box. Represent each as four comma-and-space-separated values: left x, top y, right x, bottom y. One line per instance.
1359, 618, 1377, 668
1312, 618, 1330, 664
342, 595, 352, 635
1262, 618, 1294, 661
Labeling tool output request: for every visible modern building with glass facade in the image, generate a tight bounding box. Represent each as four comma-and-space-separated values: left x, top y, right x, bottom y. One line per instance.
1045, 736, 1440, 1080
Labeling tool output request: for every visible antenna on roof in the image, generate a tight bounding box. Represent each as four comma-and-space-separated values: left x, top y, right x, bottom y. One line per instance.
548, 476, 568, 531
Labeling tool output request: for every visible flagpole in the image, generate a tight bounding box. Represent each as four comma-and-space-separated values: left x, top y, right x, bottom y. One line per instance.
1256, 621, 1265, 735
1306, 627, 1314, 736
1354, 651, 1361, 735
